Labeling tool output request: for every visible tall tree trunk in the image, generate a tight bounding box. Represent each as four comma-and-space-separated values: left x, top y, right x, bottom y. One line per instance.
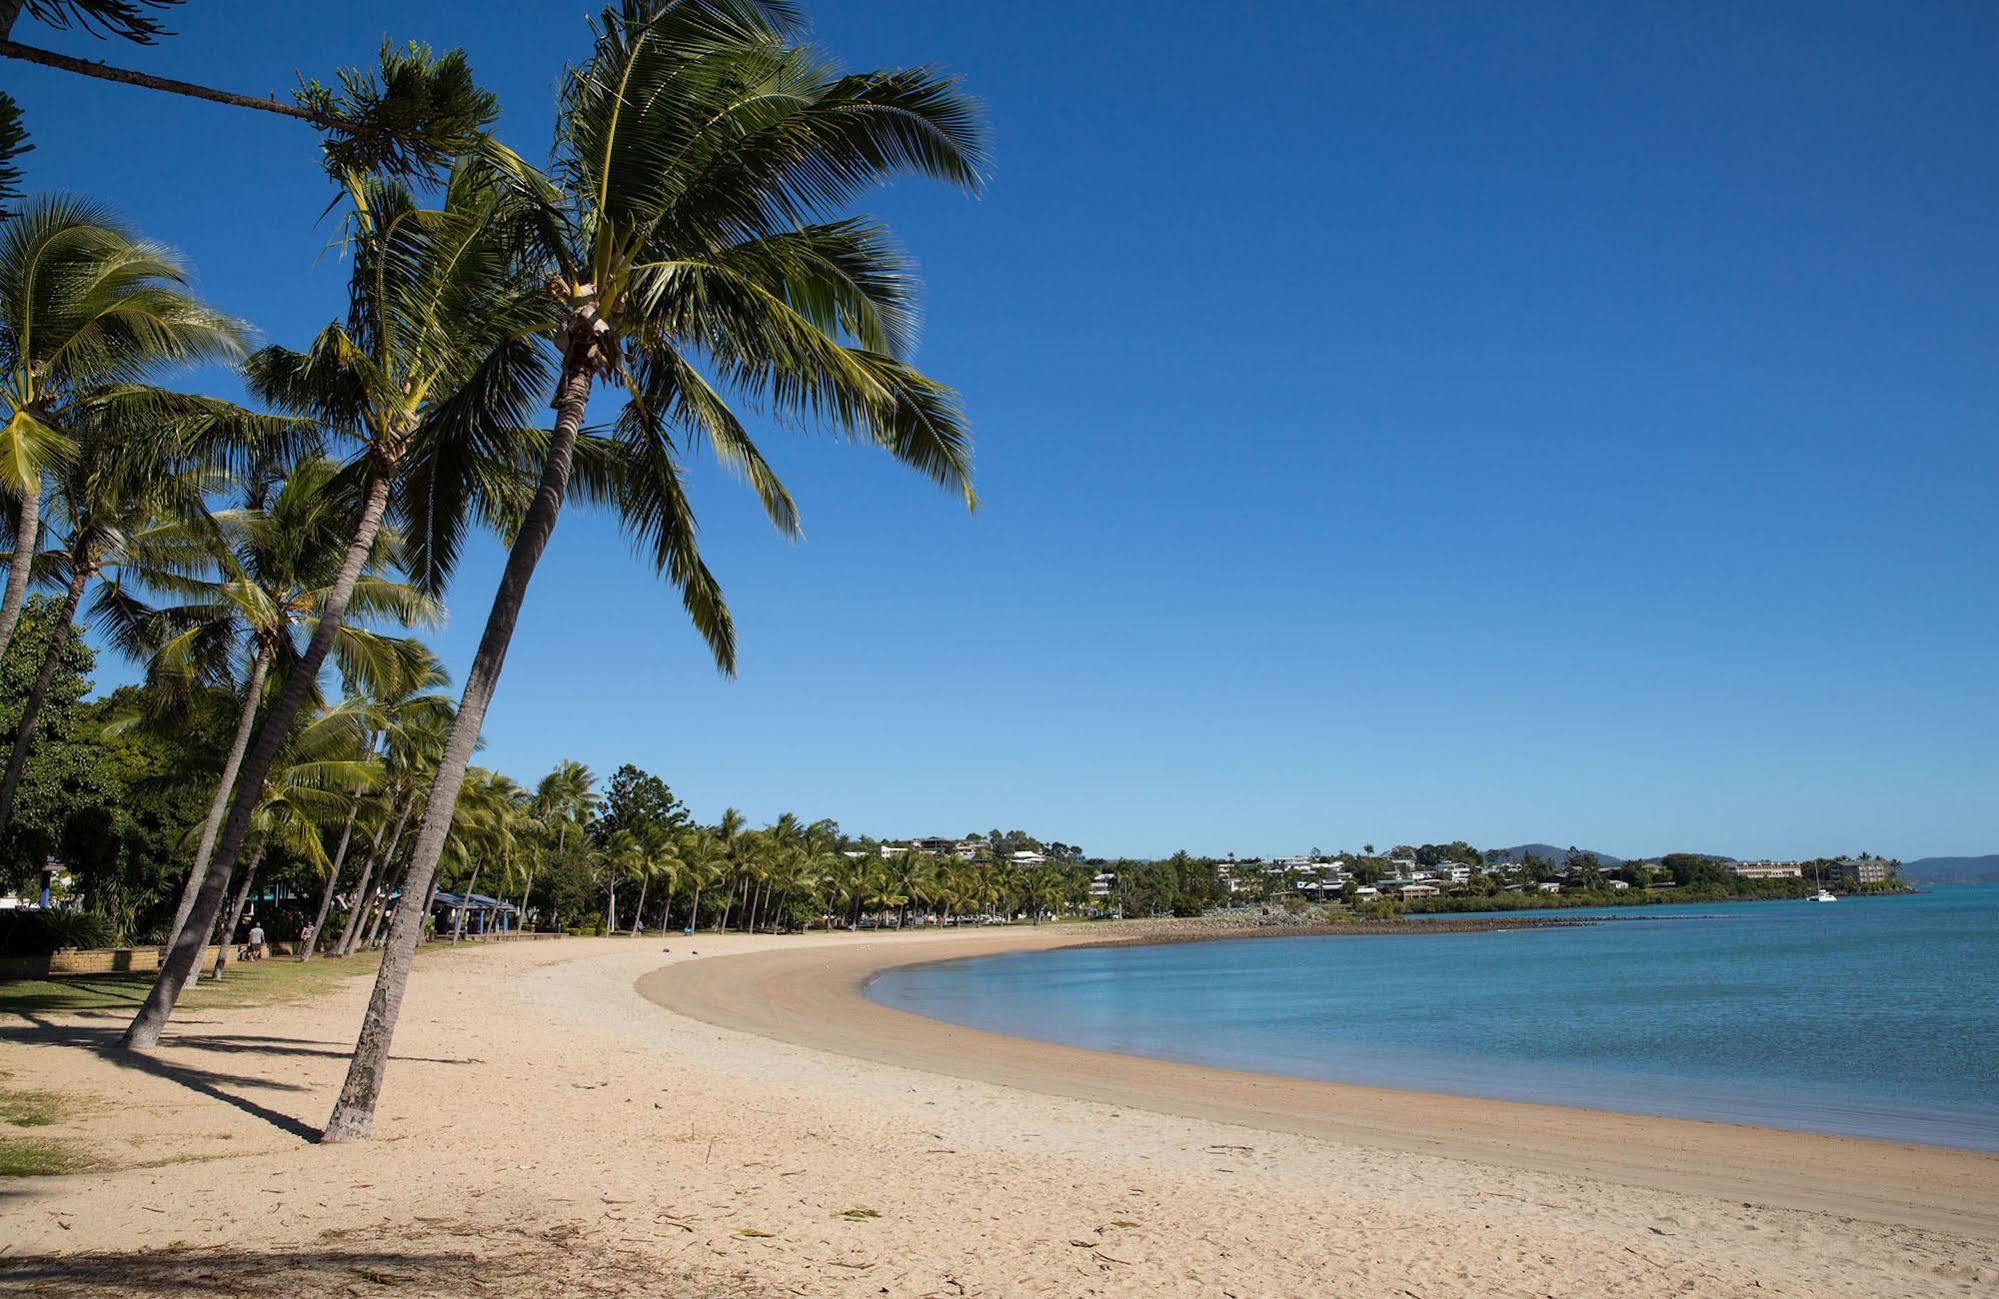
335, 849, 378, 958
0, 486, 40, 666
346, 797, 413, 956
717, 876, 736, 932
450, 859, 483, 944
211, 845, 264, 979
0, 38, 326, 122
629, 875, 648, 937
360, 860, 401, 950
323, 363, 590, 1142
512, 864, 536, 934
659, 884, 675, 935
302, 802, 359, 961
0, 561, 88, 830
124, 467, 394, 1048
167, 641, 274, 949
686, 885, 701, 934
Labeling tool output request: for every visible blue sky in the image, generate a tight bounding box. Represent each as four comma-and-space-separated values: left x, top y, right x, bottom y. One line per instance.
9, 1, 1995, 860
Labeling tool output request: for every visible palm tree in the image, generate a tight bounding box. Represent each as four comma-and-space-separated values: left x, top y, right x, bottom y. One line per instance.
300, 656, 449, 961
127, 455, 442, 948
0, 432, 220, 832
122, 164, 554, 1047
0, 197, 247, 665
327, 0, 983, 1137
521, 760, 594, 930
211, 703, 377, 977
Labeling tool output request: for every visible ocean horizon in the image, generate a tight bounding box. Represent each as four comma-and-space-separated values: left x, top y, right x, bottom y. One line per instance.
869, 886, 1999, 1152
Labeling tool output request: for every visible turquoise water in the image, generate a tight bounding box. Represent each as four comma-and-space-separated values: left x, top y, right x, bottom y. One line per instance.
869, 888, 1999, 1151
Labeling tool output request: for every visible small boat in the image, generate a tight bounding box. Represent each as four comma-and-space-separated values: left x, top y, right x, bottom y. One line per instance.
1811, 888, 1837, 903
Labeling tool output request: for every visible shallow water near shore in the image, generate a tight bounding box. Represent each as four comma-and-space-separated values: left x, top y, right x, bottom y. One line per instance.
870, 888, 1999, 1151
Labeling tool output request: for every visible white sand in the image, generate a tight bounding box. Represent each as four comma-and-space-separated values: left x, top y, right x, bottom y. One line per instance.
1, 928, 1994, 1297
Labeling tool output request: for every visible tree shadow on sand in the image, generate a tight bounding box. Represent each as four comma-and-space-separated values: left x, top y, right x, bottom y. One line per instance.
0, 1016, 479, 1143
0, 1245, 770, 1297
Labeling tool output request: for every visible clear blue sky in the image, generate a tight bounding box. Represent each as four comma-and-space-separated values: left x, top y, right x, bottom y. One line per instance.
10, 1, 1995, 860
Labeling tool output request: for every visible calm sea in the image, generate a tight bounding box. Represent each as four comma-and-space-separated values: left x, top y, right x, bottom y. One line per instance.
868, 887, 1999, 1151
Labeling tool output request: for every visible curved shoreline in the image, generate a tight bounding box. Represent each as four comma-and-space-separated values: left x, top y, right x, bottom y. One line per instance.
638, 922, 1999, 1239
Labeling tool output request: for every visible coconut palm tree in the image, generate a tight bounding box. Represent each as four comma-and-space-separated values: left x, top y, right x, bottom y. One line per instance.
521, 759, 594, 930
327, 0, 983, 1137
0, 439, 217, 832
126, 456, 442, 948
210, 702, 377, 977
0, 197, 247, 664
122, 164, 554, 1047
300, 655, 449, 961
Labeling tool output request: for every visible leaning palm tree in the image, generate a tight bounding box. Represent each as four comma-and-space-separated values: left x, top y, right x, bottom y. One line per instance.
324, 0, 984, 1140
0, 435, 218, 832
210, 703, 377, 978
128, 455, 442, 948
122, 164, 555, 1047
0, 197, 247, 664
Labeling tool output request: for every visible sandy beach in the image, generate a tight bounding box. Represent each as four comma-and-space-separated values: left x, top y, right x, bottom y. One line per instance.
3, 925, 1995, 1297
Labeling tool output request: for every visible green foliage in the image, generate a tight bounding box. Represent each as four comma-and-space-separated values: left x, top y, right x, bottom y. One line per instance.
15, 0, 181, 43
0, 597, 111, 885
66, 686, 233, 941
597, 764, 688, 846
295, 42, 500, 181
0, 906, 113, 955
0, 93, 28, 222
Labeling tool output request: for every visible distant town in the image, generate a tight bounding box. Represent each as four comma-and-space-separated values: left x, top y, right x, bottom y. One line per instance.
835, 833, 1907, 918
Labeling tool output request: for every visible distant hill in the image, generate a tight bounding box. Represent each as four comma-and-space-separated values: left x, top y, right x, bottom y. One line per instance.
1902, 855, 1999, 885
1483, 843, 1626, 867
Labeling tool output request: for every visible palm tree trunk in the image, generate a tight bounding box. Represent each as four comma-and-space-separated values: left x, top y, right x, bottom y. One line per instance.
323, 363, 591, 1141
0, 485, 40, 666
211, 845, 265, 979
0, 560, 88, 831
630, 875, 648, 937
302, 802, 359, 961
0, 38, 326, 123
360, 860, 401, 950
167, 641, 274, 949
660, 884, 675, 935
717, 876, 737, 932
124, 466, 395, 1048
512, 864, 536, 934
347, 798, 414, 955
686, 885, 702, 934
335, 849, 377, 957
450, 859, 483, 944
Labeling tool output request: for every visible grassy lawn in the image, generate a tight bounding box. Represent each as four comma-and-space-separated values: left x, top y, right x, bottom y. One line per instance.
0, 942, 486, 1018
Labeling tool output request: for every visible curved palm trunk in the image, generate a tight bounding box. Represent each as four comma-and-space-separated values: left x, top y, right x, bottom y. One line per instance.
685, 885, 701, 934
0, 561, 89, 831
324, 364, 591, 1141
334, 849, 378, 958
629, 875, 648, 937
167, 641, 275, 949
360, 860, 402, 950
450, 859, 483, 944
660, 884, 675, 934
511, 864, 536, 934
211, 845, 264, 979
124, 468, 395, 1049
302, 803, 360, 961
346, 798, 413, 956
0, 487, 40, 666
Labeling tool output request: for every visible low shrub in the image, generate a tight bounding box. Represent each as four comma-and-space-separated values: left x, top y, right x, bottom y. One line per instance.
0, 909, 116, 956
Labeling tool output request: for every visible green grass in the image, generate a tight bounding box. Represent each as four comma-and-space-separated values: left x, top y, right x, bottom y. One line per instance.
0, 1135, 94, 1177
0, 1085, 70, 1127
833, 1207, 881, 1221
0, 942, 479, 1018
